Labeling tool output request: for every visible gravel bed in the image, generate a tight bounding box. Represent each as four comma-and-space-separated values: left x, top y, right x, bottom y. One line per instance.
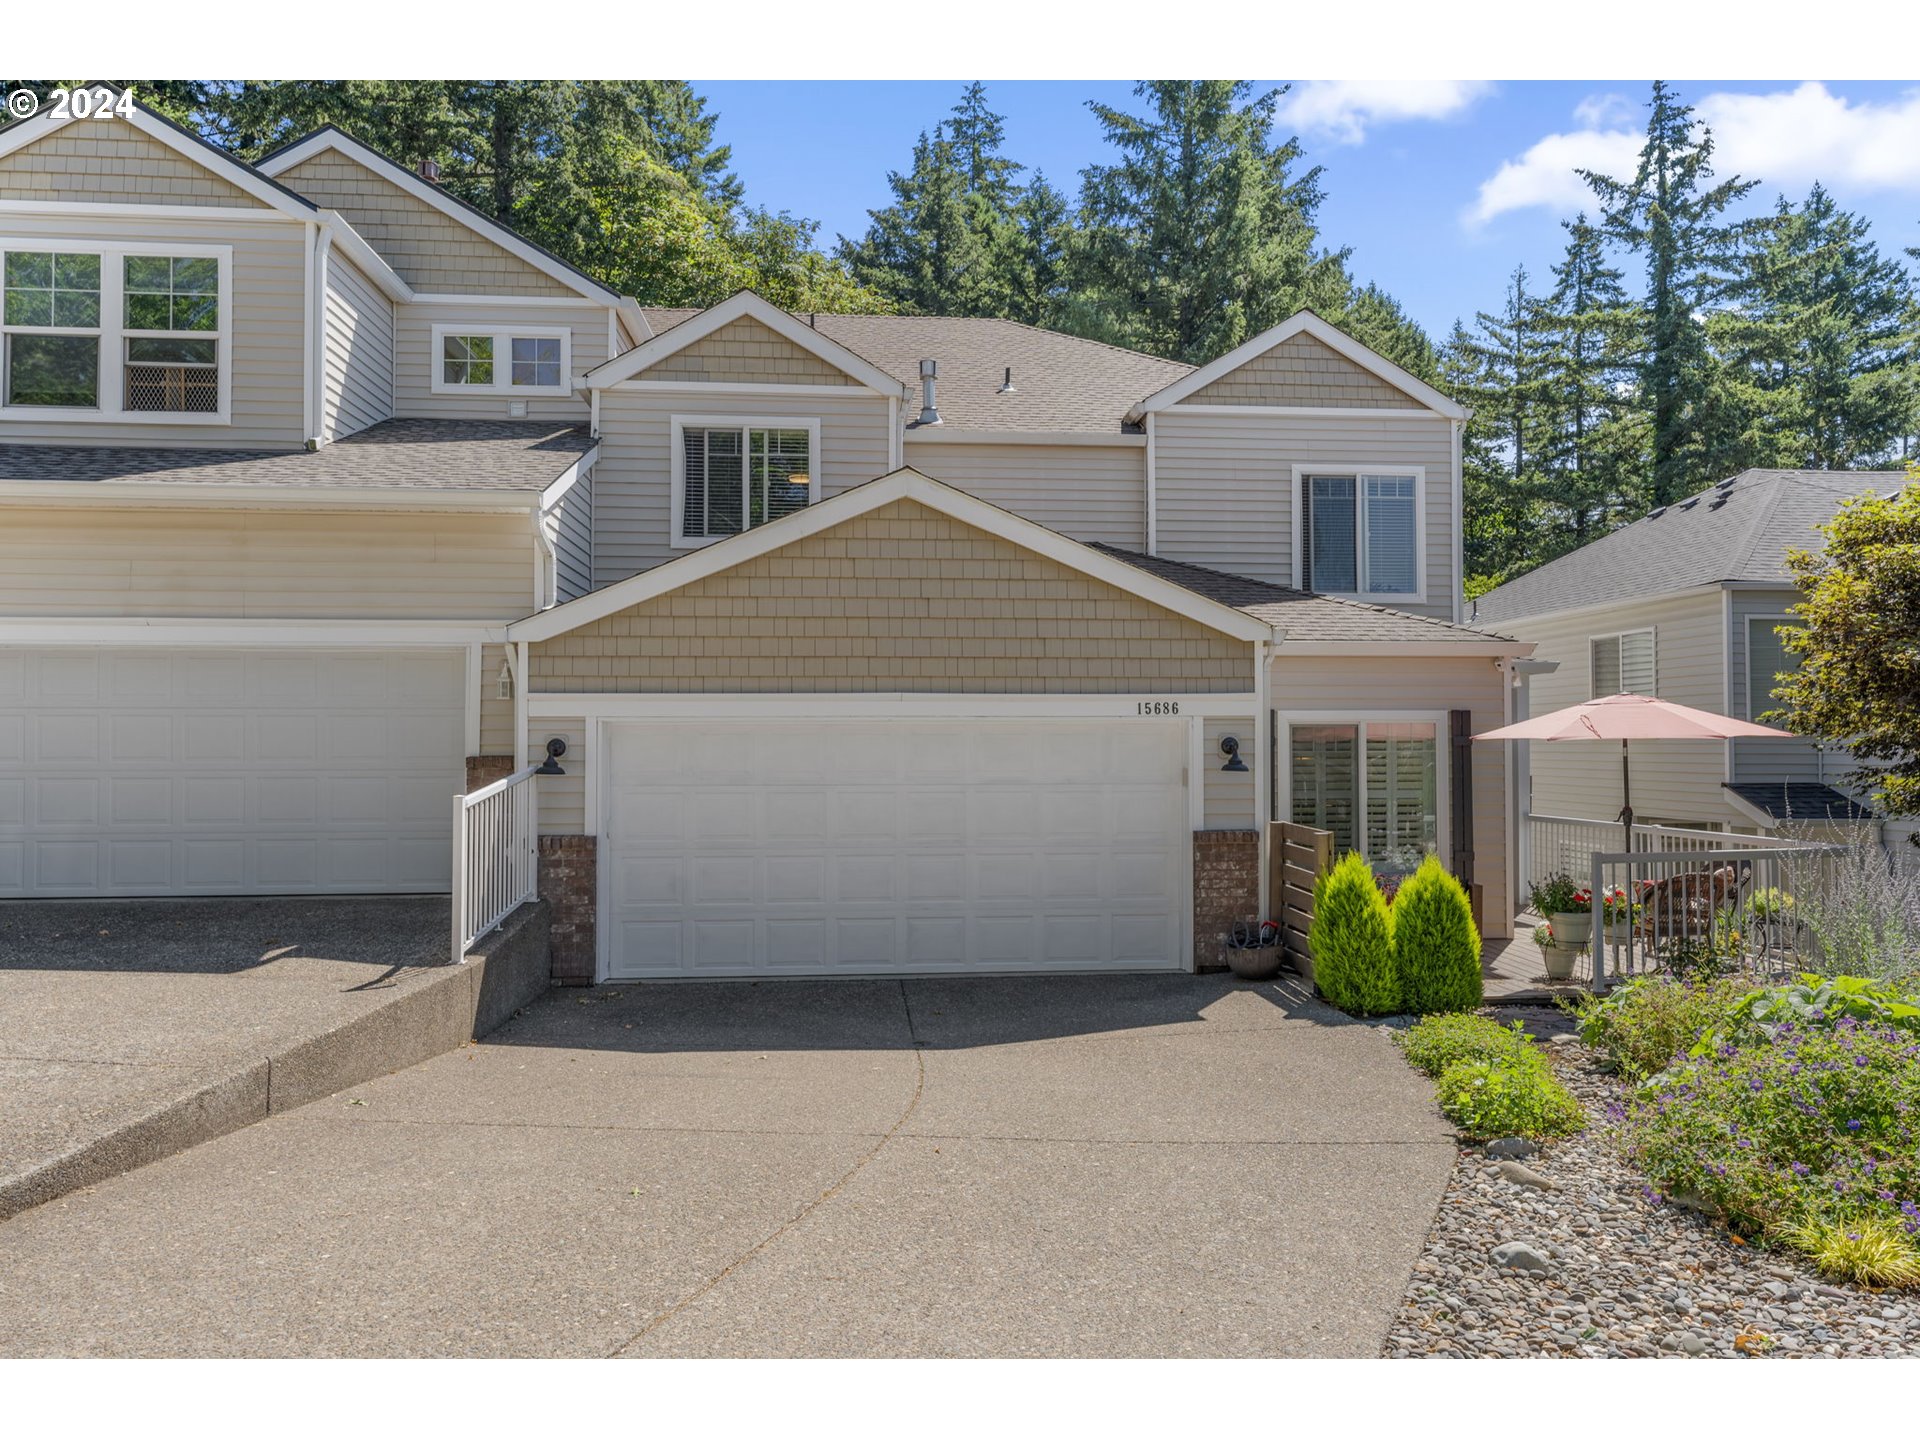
1384, 1007, 1920, 1358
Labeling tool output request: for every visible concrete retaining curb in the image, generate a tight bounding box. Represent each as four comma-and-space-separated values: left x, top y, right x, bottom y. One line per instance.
0, 900, 551, 1222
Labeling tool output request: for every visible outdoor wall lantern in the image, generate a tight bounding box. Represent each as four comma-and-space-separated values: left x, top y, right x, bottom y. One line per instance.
535, 737, 568, 776
496, 657, 514, 700
1219, 735, 1248, 772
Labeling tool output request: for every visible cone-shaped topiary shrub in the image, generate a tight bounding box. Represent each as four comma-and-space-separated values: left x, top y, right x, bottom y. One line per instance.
1310, 851, 1400, 1015
1391, 854, 1483, 1014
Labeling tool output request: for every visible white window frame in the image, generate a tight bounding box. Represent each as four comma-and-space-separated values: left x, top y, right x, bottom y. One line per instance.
1274, 710, 1451, 869
1744, 613, 1798, 722
1289, 464, 1427, 602
0, 237, 231, 425
429, 323, 573, 397
1589, 627, 1657, 699
670, 413, 824, 550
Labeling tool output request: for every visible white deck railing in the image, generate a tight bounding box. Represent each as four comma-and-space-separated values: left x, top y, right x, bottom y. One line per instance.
1526, 812, 1798, 894
452, 764, 541, 961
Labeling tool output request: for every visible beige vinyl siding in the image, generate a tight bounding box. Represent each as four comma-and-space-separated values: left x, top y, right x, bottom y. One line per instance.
0, 211, 307, 448
393, 301, 606, 422
1519, 590, 1735, 828
1727, 586, 1827, 786
0, 505, 538, 619
0, 120, 262, 207
545, 466, 594, 603
531, 498, 1252, 695
1152, 408, 1457, 619
274, 150, 575, 296
1203, 716, 1256, 828
642, 316, 857, 385
479, 642, 516, 753
1184, 333, 1422, 410
530, 717, 587, 835
903, 441, 1146, 549
320, 250, 394, 441
1271, 653, 1512, 936
592, 385, 893, 586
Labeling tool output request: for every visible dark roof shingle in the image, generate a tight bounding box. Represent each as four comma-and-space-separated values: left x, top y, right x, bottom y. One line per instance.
1725, 781, 1875, 823
0, 419, 594, 494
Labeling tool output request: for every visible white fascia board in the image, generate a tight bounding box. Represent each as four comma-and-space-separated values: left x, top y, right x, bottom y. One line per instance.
902, 429, 1147, 448
530, 692, 1262, 718
508, 466, 1272, 644
410, 293, 607, 308
0, 481, 542, 512
0, 98, 318, 222
1273, 639, 1537, 657
322, 213, 413, 302
1473, 582, 1725, 630
0, 199, 296, 224
616, 299, 651, 344
0, 618, 508, 646
257, 130, 619, 305
538, 452, 596, 510
1126, 310, 1466, 422
581, 290, 907, 397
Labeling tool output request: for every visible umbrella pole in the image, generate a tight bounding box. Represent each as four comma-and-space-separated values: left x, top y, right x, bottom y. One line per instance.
1620, 740, 1634, 851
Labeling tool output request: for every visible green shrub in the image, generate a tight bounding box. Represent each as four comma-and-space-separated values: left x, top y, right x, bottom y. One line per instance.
1397, 1012, 1535, 1078
1391, 855, 1483, 1014
1574, 975, 1758, 1082
1309, 851, 1399, 1015
1624, 1019, 1920, 1286
1693, 974, 1920, 1055
1435, 1056, 1587, 1140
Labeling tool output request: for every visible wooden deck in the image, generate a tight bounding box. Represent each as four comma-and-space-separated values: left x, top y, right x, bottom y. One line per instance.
1481, 912, 1594, 1004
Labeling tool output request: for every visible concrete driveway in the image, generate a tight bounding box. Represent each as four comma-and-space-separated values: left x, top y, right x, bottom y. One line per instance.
0, 972, 1454, 1357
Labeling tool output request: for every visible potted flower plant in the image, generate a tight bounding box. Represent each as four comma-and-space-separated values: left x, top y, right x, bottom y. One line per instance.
1529, 872, 1592, 949
1534, 921, 1576, 982
1599, 885, 1640, 944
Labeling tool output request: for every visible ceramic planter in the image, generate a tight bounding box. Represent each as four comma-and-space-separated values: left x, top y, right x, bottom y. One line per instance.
1541, 945, 1577, 982
1550, 912, 1592, 947
1226, 944, 1284, 981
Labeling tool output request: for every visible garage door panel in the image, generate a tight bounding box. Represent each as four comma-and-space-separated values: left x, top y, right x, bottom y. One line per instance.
605, 718, 1187, 978
0, 648, 462, 897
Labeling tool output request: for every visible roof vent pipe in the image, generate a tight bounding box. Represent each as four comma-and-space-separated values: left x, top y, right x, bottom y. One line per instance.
998, 366, 1017, 394
418, 159, 442, 183
918, 358, 941, 426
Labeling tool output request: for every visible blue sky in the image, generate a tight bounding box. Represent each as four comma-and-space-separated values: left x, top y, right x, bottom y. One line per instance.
695, 80, 1920, 339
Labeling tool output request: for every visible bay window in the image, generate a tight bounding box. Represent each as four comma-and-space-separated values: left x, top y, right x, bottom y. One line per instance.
673, 416, 820, 546
1286, 717, 1442, 878
1297, 467, 1423, 599
2, 242, 227, 421
431, 325, 571, 396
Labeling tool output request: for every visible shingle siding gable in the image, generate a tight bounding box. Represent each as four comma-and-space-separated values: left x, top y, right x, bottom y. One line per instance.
0, 122, 263, 207
1182, 332, 1423, 410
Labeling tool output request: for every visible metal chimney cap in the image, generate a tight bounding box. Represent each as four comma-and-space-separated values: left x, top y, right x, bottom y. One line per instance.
919, 358, 938, 379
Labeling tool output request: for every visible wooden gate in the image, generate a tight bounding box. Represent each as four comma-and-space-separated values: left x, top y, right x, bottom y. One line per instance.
1268, 820, 1334, 981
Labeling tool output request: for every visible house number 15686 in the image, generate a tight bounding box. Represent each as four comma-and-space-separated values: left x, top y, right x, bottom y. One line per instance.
1136, 701, 1180, 715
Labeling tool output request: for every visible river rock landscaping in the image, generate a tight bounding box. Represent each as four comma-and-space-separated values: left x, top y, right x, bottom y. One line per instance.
1383, 1006, 1920, 1358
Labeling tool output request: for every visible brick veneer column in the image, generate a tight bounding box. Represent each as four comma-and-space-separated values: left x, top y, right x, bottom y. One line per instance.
464, 755, 517, 792
538, 835, 597, 985
1192, 829, 1261, 971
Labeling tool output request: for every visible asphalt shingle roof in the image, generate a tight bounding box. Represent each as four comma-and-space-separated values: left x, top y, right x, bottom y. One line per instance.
1091, 545, 1517, 645
0, 419, 594, 493
640, 307, 1192, 434
1474, 469, 1910, 624
1724, 781, 1875, 823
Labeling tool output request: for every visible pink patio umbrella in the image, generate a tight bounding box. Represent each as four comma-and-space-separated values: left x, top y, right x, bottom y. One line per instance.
1474, 693, 1798, 853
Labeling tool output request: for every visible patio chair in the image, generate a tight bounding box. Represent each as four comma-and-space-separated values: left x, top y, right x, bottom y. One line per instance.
1635, 863, 1740, 950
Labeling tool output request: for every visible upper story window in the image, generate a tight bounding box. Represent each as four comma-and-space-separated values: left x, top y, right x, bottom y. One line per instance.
1, 241, 228, 422
431, 325, 571, 397
672, 415, 820, 548
1296, 468, 1423, 599
1592, 628, 1656, 697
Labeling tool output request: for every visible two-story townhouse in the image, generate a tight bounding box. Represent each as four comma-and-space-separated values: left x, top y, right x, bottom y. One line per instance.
0, 92, 1534, 983
1473, 467, 1906, 842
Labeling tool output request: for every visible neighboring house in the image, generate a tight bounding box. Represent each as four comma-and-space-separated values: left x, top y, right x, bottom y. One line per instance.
1473, 468, 1906, 836
0, 92, 1533, 983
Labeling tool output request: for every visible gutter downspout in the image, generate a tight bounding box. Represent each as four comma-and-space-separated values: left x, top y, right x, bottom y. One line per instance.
1450, 416, 1465, 623
1254, 633, 1275, 919
300, 221, 318, 445
1145, 412, 1158, 556
530, 506, 557, 609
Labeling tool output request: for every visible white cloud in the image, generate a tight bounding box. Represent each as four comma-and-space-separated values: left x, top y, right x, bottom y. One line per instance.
1468, 82, 1920, 227
1278, 80, 1493, 145
1572, 92, 1636, 130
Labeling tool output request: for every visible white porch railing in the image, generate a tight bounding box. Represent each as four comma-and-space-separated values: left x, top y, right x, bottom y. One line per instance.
452, 764, 541, 961
1526, 812, 1798, 895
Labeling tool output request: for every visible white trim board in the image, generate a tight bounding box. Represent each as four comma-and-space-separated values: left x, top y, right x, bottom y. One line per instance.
255, 128, 620, 304
507, 466, 1274, 644
0, 619, 505, 646
902, 429, 1148, 448
0, 481, 550, 511
582, 290, 906, 397
1126, 310, 1465, 422
529, 692, 1261, 719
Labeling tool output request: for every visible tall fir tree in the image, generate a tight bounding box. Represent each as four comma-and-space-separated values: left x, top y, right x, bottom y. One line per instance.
1580, 81, 1764, 506
1438, 319, 1530, 596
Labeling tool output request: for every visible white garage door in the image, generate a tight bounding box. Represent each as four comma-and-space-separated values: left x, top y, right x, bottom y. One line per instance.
604, 717, 1190, 978
0, 648, 465, 897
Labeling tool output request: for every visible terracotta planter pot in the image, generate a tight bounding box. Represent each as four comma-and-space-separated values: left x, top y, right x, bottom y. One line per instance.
1550, 912, 1593, 948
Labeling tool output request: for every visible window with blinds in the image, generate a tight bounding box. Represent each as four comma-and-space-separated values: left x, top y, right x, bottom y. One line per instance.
1299, 471, 1420, 597
1591, 629, 1656, 697
1747, 616, 1798, 722
680, 424, 813, 541
1289, 720, 1439, 876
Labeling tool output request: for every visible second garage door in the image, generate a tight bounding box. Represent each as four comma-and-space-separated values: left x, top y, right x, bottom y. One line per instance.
604, 717, 1189, 978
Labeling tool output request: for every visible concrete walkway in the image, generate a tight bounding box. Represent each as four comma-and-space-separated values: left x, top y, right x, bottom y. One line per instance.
0, 972, 1454, 1357
0, 897, 545, 1219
